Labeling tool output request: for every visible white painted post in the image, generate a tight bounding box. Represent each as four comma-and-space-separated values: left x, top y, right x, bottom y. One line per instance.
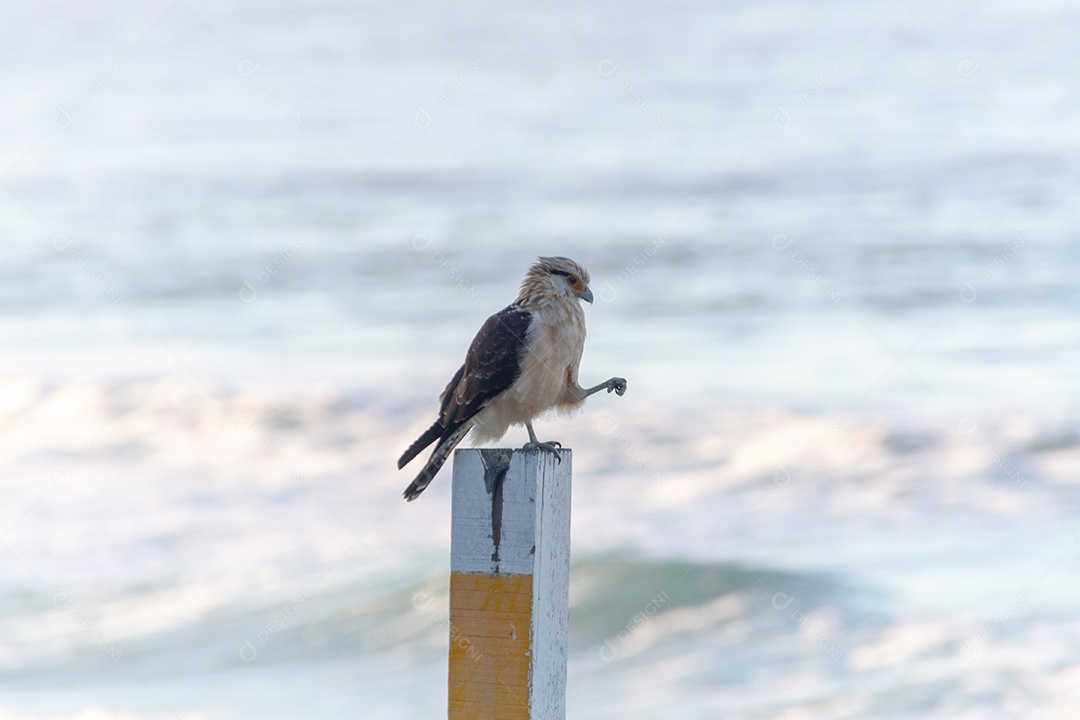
448, 448, 572, 720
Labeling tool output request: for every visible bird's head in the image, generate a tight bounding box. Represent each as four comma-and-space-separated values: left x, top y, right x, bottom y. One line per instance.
519, 256, 593, 307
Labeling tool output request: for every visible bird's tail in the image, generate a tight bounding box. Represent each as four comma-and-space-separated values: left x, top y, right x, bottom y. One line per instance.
398, 421, 444, 469
402, 423, 471, 501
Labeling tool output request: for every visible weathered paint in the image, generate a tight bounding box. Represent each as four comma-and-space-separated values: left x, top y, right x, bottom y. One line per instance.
448, 448, 571, 720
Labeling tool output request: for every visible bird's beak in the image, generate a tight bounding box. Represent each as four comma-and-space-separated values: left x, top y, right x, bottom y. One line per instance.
579, 287, 594, 304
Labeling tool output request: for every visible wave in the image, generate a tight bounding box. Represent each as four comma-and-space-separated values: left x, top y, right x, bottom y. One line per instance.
2, 374, 1079, 717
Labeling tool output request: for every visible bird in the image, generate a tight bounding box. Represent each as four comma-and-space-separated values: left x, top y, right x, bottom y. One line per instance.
399, 256, 627, 501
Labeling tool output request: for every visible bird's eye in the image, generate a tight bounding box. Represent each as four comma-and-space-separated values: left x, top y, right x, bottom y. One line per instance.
567, 276, 578, 285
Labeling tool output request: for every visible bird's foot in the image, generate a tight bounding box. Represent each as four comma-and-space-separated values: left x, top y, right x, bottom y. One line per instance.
522, 439, 563, 462
582, 377, 628, 399
606, 377, 627, 396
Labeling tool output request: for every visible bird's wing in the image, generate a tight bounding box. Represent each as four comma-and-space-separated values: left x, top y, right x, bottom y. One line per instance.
397, 305, 531, 470
441, 304, 532, 430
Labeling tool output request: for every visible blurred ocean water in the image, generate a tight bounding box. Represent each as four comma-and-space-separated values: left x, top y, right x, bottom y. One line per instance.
2, 1, 1080, 718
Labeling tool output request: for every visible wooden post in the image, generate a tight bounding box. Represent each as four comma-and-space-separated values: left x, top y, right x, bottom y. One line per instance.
448, 448, 572, 720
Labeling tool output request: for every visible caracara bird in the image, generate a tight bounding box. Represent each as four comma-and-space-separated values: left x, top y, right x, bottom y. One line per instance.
399, 256, 627, 501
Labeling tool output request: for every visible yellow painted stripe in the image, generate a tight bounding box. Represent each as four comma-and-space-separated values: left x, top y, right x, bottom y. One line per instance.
451, 586, 534, 614
448, 571, 533, 720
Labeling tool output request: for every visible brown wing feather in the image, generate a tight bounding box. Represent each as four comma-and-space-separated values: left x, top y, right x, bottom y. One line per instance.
398, 305, 532, 499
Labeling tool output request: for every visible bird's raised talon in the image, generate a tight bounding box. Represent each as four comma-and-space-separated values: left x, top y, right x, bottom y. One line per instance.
609, 378, 627, 396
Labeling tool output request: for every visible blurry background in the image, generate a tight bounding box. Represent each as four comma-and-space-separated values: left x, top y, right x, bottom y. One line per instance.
2, 1, 1079, 718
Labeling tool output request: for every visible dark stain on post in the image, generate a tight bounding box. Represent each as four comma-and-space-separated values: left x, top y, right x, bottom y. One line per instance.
480, 449, 512, 567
